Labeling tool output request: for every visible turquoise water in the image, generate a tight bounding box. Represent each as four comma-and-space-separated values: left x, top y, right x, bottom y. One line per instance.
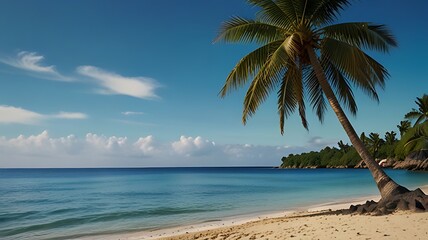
0, 168, 427, 239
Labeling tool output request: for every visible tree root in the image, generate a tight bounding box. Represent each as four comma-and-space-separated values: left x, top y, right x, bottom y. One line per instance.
349, 188, 428, 215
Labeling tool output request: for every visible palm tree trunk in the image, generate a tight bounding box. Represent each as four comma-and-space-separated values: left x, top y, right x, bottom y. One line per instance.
306, 47, 409, 199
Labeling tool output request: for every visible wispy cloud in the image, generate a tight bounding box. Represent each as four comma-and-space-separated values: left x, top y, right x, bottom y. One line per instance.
77, 66, 159, 99
0, 51, 71, 81
307, 136, 337, 148
52, 112, 88, 120
121, 111, 144, 116
0, 105, 87, 125
0, 105, 44, 124
0, 52, 161, 99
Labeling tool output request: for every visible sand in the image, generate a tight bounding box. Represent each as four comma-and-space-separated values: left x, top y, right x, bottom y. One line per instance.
158, 210, 428, 240
86, 186, 428, 240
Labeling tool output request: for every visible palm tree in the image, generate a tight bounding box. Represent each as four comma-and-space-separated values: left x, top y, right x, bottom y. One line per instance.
367, 133, 384, 159
384, 131, 397, 158
405, 94, 428, 126
397, 120, 411, 138
360, 132, 368, 145
216, 0, 410, 200
384, 131, 397, 145
337, 140, 350, 153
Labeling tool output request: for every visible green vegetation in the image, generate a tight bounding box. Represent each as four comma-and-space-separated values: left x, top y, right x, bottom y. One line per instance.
281, 94, 428, 168
397, 120, 411, 137
281, 146, 360, 168
405, 94, 428, 126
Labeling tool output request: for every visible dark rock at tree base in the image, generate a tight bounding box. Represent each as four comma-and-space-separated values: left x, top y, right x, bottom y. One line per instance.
349, 188, 428, 215
355, 205, 367, 214
367, 201, 378, 212
396, 199, 409, 210
349, 205, 358, 212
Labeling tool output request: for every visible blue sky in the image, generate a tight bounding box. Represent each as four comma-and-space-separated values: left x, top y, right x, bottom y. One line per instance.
0, 0, 427, 167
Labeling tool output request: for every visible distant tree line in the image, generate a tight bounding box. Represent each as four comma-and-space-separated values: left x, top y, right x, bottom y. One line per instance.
281, 94, 428, 168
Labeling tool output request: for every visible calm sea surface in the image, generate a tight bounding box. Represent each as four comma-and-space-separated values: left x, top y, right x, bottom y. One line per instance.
1, 168, 427, 239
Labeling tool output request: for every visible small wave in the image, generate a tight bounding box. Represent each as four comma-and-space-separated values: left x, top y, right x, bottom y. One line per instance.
0, 217, 85, 237
0, 207, 216, 237
202, 219, 222, 223
47, 208, 81, 215
86, 207, 215, 223
14, 198, 50, 204
0, 211, 39, 222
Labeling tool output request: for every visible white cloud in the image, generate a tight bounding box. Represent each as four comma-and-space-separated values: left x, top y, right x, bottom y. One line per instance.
4, 131, 79, 155
77, 66, 159, 99
85, 133, 128, 152
0, 105, 44, 124
9, 130, 50, 147
0, 52, 161, 99
121, 111, 144, 116
134, 135, 157, 155
52, 112, 88, 120
0, 105, 87, 125
172, 136, 216, 156
0, 131, 160, 167
0, 132, 333, 168
0, 51, 71, 81
15, 51, 55, 73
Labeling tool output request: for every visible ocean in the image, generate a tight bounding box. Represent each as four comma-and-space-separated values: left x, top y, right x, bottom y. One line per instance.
1, 168, 427, 239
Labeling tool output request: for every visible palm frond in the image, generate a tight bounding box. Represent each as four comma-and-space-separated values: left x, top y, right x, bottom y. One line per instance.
405, 95, 428, 126
363, 53, 387, 89
401, 122, 428, 153
275, 0, 301, 24
242, 41, 290, 124
321, 38, 391, 102
283, 33, 301, 61
305, 67, 327, 122
405, 110, 421, 120
320, 22, 397, 52
247, 0, 296, 29
294, 64, 308, 130
404, 137, 428, 153
220, 40, 284, 97
278, 63, 299, 134
415, 95, 428, 113
322, 58, 358, 116
291, 0, 307, 23
214, 17, 284, 44
308, 0, 351, 26
415, 115, 426, 126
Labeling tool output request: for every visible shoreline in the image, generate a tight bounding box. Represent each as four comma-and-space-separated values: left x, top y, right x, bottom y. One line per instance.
81, 187, 428, 240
